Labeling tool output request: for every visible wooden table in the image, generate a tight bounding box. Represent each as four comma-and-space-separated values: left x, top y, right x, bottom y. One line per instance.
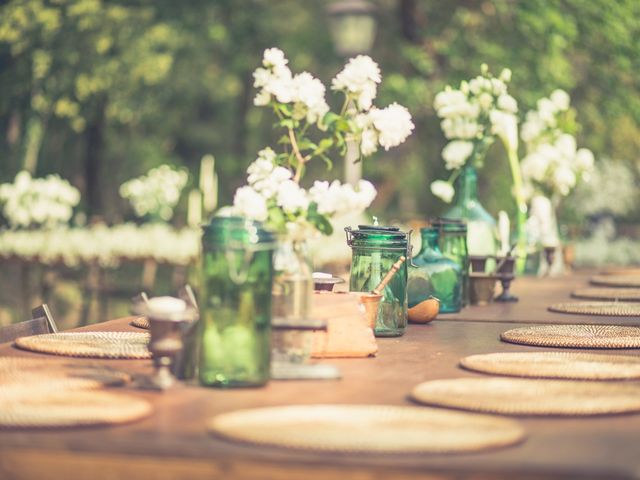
1, 273, 640, 480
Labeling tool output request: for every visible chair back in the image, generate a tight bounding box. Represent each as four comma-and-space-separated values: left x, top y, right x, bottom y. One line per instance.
0, 304, 58, 344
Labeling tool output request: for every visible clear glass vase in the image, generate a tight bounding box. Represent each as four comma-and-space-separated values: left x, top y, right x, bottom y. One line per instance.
272, 238, 313, 321
443, 165, 497, 257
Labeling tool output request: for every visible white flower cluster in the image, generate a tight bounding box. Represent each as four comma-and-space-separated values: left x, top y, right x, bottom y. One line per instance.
430, 180, 455, 204
521, 133, 594, 197
520, 90, 594, 198
0, 224, 199, 267
119, 165, 188, 221
0, 171, 80, 229
232, 149, 376, 235
331, 55, 381, 111
355, 103, 415, 155
253, 48, 330, 123
521, 89, 571, 146
433, 67, 517, 170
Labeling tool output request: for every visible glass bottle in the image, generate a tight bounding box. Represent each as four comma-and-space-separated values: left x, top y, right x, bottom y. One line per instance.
443, 165, 497, 256
272, 238, 313, 320
345, 225, 410, 337
434, 219, 469, 306
408, 227, 462, 313
199, 216, 276, 388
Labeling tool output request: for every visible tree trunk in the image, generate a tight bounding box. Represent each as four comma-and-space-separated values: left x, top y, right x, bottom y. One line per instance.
84, 100, 107, 218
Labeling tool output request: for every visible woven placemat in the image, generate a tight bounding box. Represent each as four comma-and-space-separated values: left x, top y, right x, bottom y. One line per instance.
0, 357, 131, 397
208, 404, 525, 453
572, 288, 640, 302
600, 268, 640, 276
411, 378, 640, 416
0, 390, 152, 428
591, 275, 640, 288
131, 316, 150, 329
501, 324, 640, 349
14, 332, 151, 359
548, 301, 640, 316
460, 352, 640, 380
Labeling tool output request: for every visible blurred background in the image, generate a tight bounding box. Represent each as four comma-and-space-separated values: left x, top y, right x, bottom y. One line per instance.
1, 0, 639, 326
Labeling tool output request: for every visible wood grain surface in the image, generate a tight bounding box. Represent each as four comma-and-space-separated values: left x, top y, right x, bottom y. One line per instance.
0, 272, 639, 480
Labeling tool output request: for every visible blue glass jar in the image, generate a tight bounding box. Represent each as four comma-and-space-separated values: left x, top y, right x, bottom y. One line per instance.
408, 227, 462, 313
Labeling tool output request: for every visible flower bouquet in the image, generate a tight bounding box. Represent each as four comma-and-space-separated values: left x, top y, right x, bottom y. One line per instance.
429, 65, 526, 262
230, 48, 414, 319
520, 90, 595, 274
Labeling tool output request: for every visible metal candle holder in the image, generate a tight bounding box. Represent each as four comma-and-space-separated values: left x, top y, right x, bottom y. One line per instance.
131, 296, 199, 390
494, 256, 518, 302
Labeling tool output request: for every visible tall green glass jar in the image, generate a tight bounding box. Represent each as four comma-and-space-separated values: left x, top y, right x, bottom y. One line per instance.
345, 225, 409, 337
408, 227, 462, 313
443, 165, 497, 256
433, 219, 469, 307
199, 217, 276, 388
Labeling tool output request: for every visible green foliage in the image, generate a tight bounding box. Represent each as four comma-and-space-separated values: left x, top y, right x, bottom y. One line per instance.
0, 0, 638, 226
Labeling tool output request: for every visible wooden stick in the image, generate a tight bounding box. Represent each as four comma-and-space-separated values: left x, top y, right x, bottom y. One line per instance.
372, 256, 406, 295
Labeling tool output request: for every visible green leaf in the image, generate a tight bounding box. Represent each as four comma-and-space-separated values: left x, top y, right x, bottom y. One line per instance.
307, 203, 333, 235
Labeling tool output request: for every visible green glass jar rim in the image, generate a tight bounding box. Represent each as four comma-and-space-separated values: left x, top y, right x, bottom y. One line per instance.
202, 216, 276, 250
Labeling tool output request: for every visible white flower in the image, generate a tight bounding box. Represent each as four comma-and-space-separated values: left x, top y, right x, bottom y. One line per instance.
360, 127, 378, 156
555, 134, 577, 158
550, 89, 570, 111
442, 140, 474, 170
368, 103, 414, 150
253, 89, 271, 106
576, 148, 595, 172
553, 164, 576, 196
478, 92, 494, 111
537, 98, 557, 125
262, 48, 288, 70
490, 78, 507, 96
276, 180, 309, 213
430, 180, 455, 203
497, 94, 518, 113
521, 112, 544, 143
331, 55, 381, 111
521, 151, 551, 182
441, 118, 481, 140
232, 186, 268, 221
499, 68, 512, 82
433, 88, 466, 112
437, 98, 480, 119
309, 179, 376, 216
490, 110, 519, 153
291, 72, 329, 123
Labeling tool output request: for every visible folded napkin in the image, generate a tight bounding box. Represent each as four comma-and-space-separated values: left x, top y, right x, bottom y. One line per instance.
311, 292, 378, 358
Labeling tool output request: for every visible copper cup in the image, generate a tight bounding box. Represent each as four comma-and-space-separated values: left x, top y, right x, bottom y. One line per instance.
350, 292, 382, 328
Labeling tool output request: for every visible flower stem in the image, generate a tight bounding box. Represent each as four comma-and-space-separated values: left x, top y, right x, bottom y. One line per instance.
507, 148, 528, 273
289, 128, 306, 183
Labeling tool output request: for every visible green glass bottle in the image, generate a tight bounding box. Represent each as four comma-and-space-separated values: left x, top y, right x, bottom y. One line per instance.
408, 227, 462, 313
434, 219, 469, 307
199, 217, 276, 388
345, 225, 409, 337
443, 165, 497, 256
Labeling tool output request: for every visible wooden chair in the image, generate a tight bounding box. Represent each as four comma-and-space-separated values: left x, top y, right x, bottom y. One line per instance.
0, 304, 58, 344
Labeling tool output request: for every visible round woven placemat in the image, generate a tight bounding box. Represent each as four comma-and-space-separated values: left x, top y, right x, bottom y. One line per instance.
0, 390, 152, 428
591, 275, 640, 288
500, 324, 640, 349
0, 357, 130, 397
548, 301, 640, 316
600, 268, 640, 276
572, 288, 640, 302
14, 332, 151, 359
411, 378, 640, 416
130, 316, 149, 329
208, 404, 525, 453
460, 352, 640, 380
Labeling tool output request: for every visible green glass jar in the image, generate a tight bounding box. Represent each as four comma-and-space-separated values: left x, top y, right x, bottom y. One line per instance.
345, 225, 409, 337
408, 227, 462, 313
433, 219, 469, 307
199, 216, 276, 388
443, 165, 497, 256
